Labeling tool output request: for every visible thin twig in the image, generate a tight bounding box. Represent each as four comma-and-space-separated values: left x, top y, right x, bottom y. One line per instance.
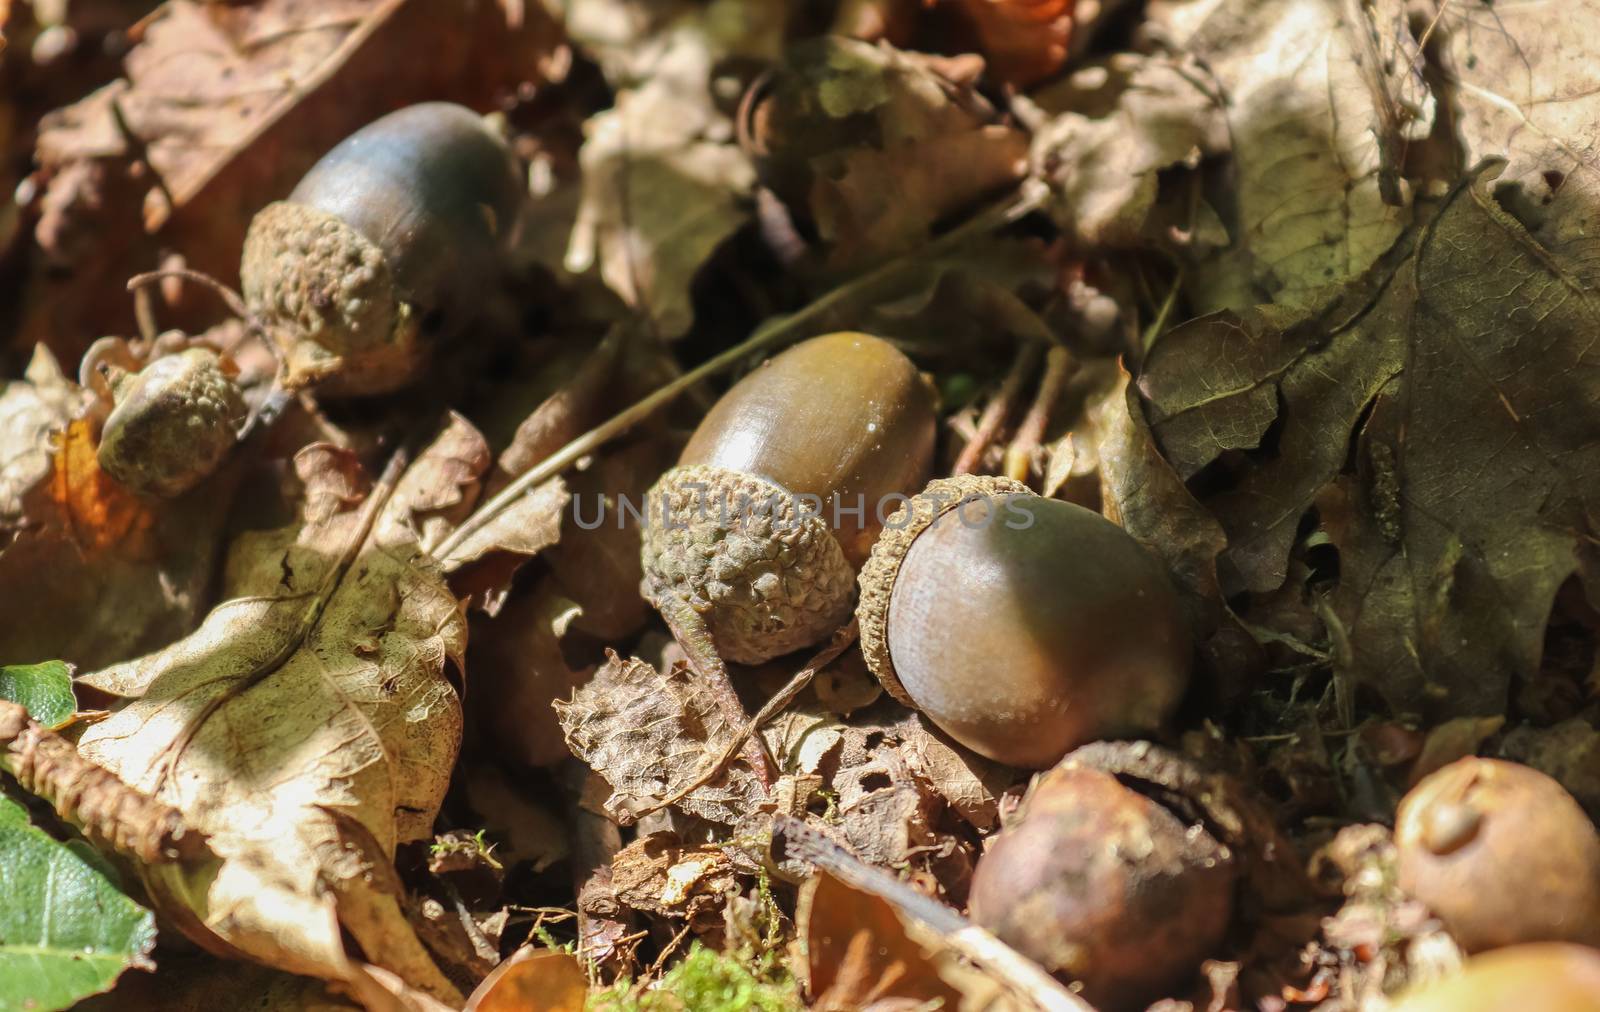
433, 181, 1049, 565
954, 340, 1040, 475
771, 815, 1091, 1012
1004, 345, 1078, 482
633, 621, 859, 822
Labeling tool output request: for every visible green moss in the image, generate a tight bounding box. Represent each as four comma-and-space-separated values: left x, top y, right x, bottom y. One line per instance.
587, 944, 803, 1012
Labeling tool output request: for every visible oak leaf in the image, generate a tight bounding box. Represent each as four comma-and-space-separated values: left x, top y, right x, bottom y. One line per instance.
75, 425, 483, 1001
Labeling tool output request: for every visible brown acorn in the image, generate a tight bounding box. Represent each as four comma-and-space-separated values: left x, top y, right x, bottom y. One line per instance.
96, 347, 247, 497
968, 756, 1236, 1009
241, 102, 523, 395
640, 332, 937, 669
1395, 757, 1600, 953
1389, 943, 1600, 1012
856, 476, 1191, 768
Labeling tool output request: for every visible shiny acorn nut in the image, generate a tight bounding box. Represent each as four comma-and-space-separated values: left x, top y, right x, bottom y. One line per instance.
241, 102, 523, 395
1395, 757, 1600, 953
641, 332, 937, 665
968, 763, 1236, 1010
857, 475, 1190, 768
1389, 943, 1600, 1012
96, 348, 247, 497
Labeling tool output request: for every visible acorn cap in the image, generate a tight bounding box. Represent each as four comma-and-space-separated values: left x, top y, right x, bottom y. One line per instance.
856, 473, 1030, 706
641, 463, 856, 665
240, 201, 419, 395
97, 347, 246, 497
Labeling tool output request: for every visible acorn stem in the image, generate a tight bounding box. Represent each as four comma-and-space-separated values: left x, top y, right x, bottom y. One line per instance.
655, 597, 778, 789
432, 179, 1049, 565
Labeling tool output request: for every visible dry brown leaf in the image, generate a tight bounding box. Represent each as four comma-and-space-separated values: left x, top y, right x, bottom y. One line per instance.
437, 476, 569, 576
1029, 52, 1227, 250
555, 652, 765, 825
75, 426, 481, 1000
0, 345, 233, 669
610, 831, 739, 929
463, 948, 587, 1012
756, 38, 1027, 275
1155, 0, 1430, 313
24, 0, 564, 359
560, 0, 789, 337
1440, 0, 1600, 255
468, 583, 594, 768
798, 869, 963, 1012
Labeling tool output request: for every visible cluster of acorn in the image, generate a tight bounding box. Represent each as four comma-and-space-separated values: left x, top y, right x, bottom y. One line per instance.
91, 101, 1600, 1011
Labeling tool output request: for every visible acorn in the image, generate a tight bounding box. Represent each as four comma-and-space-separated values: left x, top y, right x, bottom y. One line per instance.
968, 758, 1236, 1009
1395, 757, 1600, 953
96, 347, 247, 497
856, 476, 1190, 768
640, 332, 937, 669
240, 102, 523, 396
1389, 943, 1600, 1012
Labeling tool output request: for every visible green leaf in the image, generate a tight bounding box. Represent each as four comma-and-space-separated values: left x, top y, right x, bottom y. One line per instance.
0, 796, 156, 1011
0, 661, 76, 729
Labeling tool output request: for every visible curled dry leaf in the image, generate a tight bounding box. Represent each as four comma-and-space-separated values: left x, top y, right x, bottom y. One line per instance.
463, 948, 587, 1012
1029, 52, 1227, 251
555, 652, 766, 825
1160, 0, 1431, 313
0, 346, 233, 670
75, 423, 488, 1001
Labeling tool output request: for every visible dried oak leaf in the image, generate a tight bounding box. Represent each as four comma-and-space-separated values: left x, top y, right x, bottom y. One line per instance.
0, 346, 232, 669
1029, 52, 1228, 251
754, 37, 1028, 274
609, 831, 739, 930
75, 425, 484, 1002
1438, 0, 1600, 256
555, 652, 765, 825
561, 0, 789, 338
1158, 0, 1431, 313
25, 0, 563, 358
1144, 166, 1600, 718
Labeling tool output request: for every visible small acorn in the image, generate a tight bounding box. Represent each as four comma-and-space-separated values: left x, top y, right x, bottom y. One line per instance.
968, 757, 1236, 1009
640, 332, 937, 668
856, 476, 1190, 768
96, 347, 247, 497
1389, 943, 1600, 1012
1395, 757, 1600, 953
240, 102, 523, 395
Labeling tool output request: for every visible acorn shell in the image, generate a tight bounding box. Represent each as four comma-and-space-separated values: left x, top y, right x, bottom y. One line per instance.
857, 476, 1191, 768
240, 103, 522, 395
968, 762, 1235, 1008
1395, 757, 1600, 953
678, 331, 937, 567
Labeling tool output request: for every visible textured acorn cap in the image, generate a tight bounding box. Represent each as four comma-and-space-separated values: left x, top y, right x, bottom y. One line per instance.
97, 348, 246, 497
641, 464, 856, 665
856, 473, 1030, 706
240, 201, 420, 395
